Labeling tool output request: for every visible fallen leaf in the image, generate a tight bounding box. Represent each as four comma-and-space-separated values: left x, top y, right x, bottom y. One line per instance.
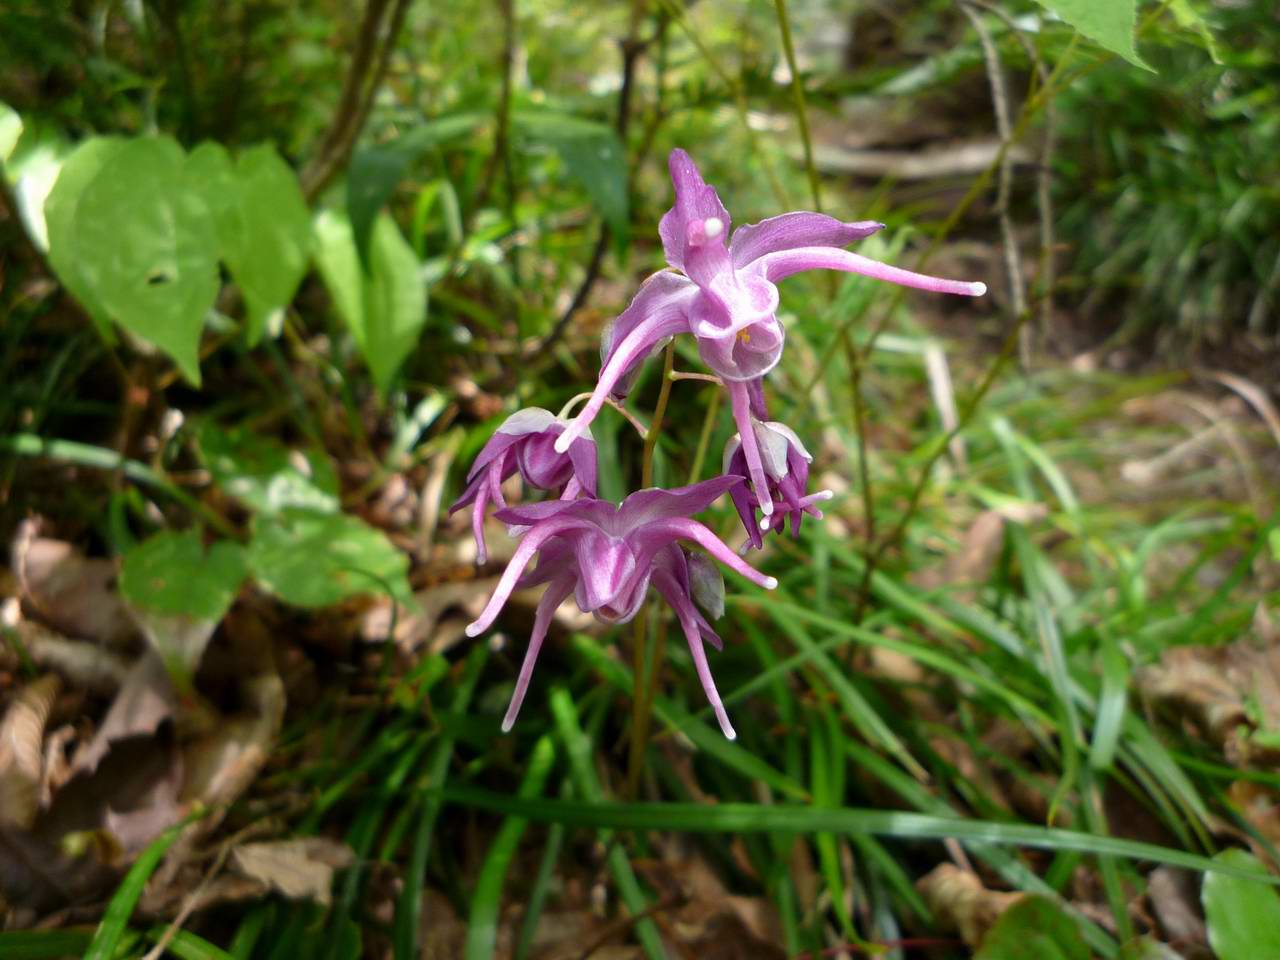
0, 674, 60, 828
71, 652, 176, 776
8, 619, 131, 693
229, 837, 354, 906
1146, 866, 1207, 950
918, 863, 1023, 948
12, 524, 136, 647
1137, 638, 1280, 768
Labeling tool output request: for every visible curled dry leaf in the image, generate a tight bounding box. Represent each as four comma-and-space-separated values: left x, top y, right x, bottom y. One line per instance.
12, 524, 136, 648
229, 837, 355, 907
70, 652, 177, 777
1136, 637, 1280, 768
1146, 866, 1208, 951
8, 619, 132, 694
918, 863, 1023, 948
0, 674, 60, 828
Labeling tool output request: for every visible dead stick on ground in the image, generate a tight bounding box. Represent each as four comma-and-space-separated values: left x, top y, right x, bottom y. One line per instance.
961, 1, 1029, 367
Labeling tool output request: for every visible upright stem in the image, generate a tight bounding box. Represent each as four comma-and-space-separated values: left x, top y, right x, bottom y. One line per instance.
773, 0, 821, 213
625, 341, 676, 799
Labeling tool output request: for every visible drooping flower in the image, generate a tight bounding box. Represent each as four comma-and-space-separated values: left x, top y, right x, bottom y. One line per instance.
724, 420, 832, 551
462, 476, 775, 739
554, 148, 986, 518
449, 408, 597, 564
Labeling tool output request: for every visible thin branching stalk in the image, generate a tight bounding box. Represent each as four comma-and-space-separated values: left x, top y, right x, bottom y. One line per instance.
302, 0, 409, 202
960, 1, 1029, 368
773, 0, 821, 214
625, 341, 676, 799
537, 0, 651, 357
688, 387, 722, 484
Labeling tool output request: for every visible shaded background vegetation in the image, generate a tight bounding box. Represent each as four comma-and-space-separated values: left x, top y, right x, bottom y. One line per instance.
1, 0, 1279, 958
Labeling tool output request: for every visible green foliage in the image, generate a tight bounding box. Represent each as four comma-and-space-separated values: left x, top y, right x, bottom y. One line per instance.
0, 100, 20, 163
313, 208, 428, 398
1055, 0, 1280, 345
975, 897, 1090, 959
347, 112, 484, 261
1032, 0, 1150, 70
198, 422, 339, 516
42, 136, 128, 340
59, 137, 220, 383
186, 142, 312, 344
246, 508, 413, 609
119, 528, 246, 622
514, 110, 630, 252
1202, 849, 1280, 960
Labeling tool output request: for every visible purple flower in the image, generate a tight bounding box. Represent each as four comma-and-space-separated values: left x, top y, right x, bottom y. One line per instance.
554, 148, 985, 520
450, 408, 597, 564
463, 476, 775, 739
725, 420, 832, 551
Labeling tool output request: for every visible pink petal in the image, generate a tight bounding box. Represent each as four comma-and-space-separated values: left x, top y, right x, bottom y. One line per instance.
659, 149, 732, 272
465, 516, 592, 637
555, 308, 691, 455
502, 573, 576, 732
757, 246, 987, 297
730, 213, 884, 269
654, 569, 736, 739
616, 475, 741, 531
632, 517, 777, 592
599, 271, 697, 399
728, 380, 773, 517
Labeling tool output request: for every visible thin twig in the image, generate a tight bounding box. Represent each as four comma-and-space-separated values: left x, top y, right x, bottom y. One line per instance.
966, 0, 1059, 348
961, 1, 1029, 368
301, 0, 408, 201
535, 1, 651, 357
774, 0, 822, 213
571, 894, 685, 960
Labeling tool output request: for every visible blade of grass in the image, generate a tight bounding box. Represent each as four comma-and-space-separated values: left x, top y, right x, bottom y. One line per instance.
393, 644, 489, 960
549, 687, 666, 960
464, 735, 557, 960
0, 931, 93, 959
437, 786, 1261, 884
571, 633, 808, 800
84, 815, 198, 960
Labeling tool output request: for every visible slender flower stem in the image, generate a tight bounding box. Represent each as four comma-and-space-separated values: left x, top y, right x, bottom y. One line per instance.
640, 343, 676, 489
557, 391, 594, 419
669, 371, 721, 385
626, 341, 676, 799
687, 387, 722, 484
608, 397, 651, 440
773, 0, 822, 214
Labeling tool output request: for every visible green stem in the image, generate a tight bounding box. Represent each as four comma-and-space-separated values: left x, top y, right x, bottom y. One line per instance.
625, 342, 676, 800
773, 0, 821, 213
687, 387, 722, 484
0, 433, 238, 539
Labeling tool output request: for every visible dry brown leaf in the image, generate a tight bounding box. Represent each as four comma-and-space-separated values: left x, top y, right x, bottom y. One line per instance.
71, 652, 176, 777
917, 863, 1023, 947
7, 619, 131, 693
1147, 866, 1208, 950
646, 856, 786, 959
229, 838, 354, 906
12, 525, 136, 648
1137, 637, 1280, 768
0, 674, 59, 828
